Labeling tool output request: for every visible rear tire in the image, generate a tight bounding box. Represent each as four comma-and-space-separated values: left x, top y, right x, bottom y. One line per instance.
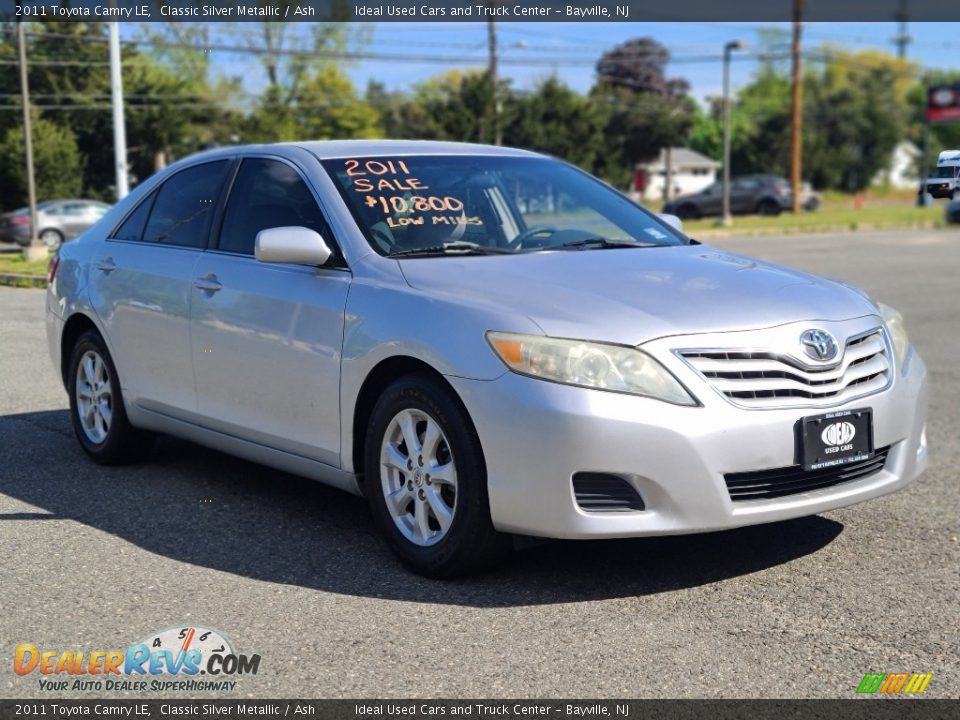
363, 373, 511, 578
39, 228, 63, 250
67, 330, 154, 465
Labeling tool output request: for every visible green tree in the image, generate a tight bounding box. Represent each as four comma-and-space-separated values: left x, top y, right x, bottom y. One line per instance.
247, 64, 380, 142
692, 50, 909, 191
367, 70, 499, 144
590, 38, 696, 187
801, 51, 907, 190
501, 76, 603, 170
0, 117, 83, 210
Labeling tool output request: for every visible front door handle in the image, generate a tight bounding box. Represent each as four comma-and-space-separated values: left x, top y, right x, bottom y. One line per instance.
194, 273, 223, 293
95, 257, 116, 273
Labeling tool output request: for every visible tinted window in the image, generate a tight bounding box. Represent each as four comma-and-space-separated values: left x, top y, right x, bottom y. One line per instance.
111, 193, 156, 242
143, 161, 230, 248
218, 158, 331, 256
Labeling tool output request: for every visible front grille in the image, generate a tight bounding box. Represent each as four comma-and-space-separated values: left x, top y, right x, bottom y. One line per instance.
724, 446, 890, 501
678, 328, 890, 409
572, 473, 645, 512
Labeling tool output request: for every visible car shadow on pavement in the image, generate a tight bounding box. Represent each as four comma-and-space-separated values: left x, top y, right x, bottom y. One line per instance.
1, 409, 844, 607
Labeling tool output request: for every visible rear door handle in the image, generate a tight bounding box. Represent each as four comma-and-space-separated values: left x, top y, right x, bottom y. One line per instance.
194, 274, 223, 293
95, 257, 116, 273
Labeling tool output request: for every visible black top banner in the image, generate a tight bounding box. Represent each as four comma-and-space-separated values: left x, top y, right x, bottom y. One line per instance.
0, 700, 958, 720
2, 0, 960, 22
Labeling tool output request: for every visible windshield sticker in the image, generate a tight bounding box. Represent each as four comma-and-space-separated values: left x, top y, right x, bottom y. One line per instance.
644, 227, 668, 240
343, 158, 429, 192
342, 159, 481, 230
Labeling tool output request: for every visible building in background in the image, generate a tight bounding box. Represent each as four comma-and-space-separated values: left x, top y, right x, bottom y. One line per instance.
872, 141, 922, 190
633, 148, 720, 203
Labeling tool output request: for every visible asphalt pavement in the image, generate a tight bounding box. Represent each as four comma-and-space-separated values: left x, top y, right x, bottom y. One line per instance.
1, 229, 957, 699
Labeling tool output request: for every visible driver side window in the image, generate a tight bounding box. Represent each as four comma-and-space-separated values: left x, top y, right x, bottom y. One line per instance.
218, 158, 335, 259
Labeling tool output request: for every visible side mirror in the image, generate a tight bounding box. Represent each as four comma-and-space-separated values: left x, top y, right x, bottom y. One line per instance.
657, 213, 684, 233
255, 226, 332, 266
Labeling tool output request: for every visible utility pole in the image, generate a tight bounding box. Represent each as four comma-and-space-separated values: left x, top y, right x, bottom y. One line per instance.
789, 0, 804, 214
109, 22, 129, 199
17, 21, 45, 262
893, 0, 911, 59
722, 40, 746, 227
487, 11, 501, 145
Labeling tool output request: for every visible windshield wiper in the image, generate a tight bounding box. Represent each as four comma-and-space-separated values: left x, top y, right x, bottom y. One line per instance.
553, 237, 659, 250
387, 241, 514, 258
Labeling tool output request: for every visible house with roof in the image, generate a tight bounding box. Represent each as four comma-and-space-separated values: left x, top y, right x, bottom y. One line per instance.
633, 147, 720, 202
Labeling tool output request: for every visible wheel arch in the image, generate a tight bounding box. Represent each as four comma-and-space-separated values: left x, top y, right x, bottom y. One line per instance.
350, 355, 470, 490
60, 312, 101, 385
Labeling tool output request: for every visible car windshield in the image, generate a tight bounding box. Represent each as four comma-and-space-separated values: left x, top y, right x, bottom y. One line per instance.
321, 155, 688, 257
933, 166, 958, 178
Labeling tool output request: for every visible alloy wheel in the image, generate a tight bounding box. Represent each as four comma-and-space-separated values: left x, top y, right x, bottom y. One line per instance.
379, 408, 458, 547
75, 350, 112, 444
40, 229, 61, 249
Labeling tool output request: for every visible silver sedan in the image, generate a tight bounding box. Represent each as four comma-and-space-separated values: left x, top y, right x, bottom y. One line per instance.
46, 141, 928, 577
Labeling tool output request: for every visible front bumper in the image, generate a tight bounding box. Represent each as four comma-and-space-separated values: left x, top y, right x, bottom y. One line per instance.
926, 184, 954, 198
448, 330, 928, 539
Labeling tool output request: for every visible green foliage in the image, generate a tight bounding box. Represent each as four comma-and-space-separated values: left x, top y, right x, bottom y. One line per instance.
365, 70, 497, 144
589, 38, 696, 186
246, 65, 381, 142
502, 76, 603, 170
691, 51, 910, 192
0, 22, 953, 205
0, 116, 83, 207
804, 58, 904, 191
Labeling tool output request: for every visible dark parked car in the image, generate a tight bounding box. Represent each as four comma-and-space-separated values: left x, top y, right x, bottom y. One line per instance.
663, 175, 817, 220
0, 199, 110, 250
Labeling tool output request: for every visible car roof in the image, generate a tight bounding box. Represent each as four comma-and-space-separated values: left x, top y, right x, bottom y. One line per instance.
176, 139, 545, 165
40, 199, 109, 206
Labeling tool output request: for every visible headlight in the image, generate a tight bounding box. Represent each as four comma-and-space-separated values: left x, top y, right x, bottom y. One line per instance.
878, 303, 909, 370
486, 332, 697, 406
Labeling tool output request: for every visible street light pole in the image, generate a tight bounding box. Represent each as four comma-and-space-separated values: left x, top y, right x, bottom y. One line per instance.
17, 21, 45, 262
722, 40, 746, 227
109, 22, 129, 200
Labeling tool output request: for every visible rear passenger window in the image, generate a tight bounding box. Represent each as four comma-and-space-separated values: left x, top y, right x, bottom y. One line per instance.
218, 158, 332, 257
142, 161, 230, 248
111, 193, 155, 242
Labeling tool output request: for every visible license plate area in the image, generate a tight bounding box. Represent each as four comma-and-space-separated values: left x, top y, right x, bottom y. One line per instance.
801, 408, 873, 471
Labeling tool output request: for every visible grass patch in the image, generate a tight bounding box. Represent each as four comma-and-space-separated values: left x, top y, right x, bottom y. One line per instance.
0, 253, 50, 277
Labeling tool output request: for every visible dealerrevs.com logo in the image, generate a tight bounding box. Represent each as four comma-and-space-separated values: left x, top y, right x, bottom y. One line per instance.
14, 625, 260, 693
856, 672, 933, 696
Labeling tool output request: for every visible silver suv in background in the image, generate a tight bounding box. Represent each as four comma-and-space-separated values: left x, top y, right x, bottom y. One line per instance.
46, 141, 927, 577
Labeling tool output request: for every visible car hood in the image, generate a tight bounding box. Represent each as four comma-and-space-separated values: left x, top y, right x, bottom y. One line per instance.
398, 244, 878, 345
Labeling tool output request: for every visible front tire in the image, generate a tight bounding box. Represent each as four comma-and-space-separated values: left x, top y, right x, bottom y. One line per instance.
67, 330, 153, 464
756, 198, 782, 216
364, 374, 511, 578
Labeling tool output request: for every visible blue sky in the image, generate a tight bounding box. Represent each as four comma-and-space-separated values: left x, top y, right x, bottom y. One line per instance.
129, 21, 960, 108
346, 21, 960, 105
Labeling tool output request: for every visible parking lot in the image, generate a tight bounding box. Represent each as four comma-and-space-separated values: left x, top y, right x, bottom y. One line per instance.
1, 228, 958, 699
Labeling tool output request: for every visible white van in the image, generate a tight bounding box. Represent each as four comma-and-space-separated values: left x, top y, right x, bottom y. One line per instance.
925, 150, 960, 198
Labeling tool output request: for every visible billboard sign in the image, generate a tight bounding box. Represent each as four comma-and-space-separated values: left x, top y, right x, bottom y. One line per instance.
927, 84, 960, 123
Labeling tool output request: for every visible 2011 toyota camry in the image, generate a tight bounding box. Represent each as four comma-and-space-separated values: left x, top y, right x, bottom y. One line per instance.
46, 141, 928, 577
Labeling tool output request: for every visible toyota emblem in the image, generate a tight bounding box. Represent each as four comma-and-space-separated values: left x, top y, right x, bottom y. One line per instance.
800, 329, 839, 362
